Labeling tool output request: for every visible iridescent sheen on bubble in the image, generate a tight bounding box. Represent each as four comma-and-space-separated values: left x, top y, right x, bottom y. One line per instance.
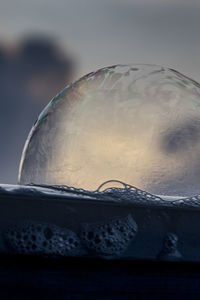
18, 64, 200, 196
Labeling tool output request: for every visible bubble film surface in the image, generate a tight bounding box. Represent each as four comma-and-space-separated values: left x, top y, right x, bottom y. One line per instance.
19, 64, 200, 196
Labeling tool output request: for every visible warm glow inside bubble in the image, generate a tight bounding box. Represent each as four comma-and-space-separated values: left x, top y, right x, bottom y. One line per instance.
18, 64, 200, 196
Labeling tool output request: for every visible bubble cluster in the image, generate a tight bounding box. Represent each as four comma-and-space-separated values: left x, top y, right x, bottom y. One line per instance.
3, 216, 138, 257
96, 180, 162, 203
157, 232, 182, 261
4, 222, 82, 256
81, 214, 137, 257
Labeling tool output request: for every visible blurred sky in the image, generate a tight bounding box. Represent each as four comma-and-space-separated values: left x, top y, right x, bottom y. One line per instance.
0, 0, 200, 184
0, 0, 200, 80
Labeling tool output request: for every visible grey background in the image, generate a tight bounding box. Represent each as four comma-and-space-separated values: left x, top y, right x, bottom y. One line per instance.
0, 0, 199, 184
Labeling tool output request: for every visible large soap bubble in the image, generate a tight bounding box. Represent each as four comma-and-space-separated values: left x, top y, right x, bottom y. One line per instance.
18, 64, 200, 197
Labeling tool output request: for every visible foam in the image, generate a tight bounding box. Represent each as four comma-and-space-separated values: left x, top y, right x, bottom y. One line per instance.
81, 214, 137, 257
4, 222, 82, 256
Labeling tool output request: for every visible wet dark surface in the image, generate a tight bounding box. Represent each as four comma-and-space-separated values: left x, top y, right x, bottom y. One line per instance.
0, 254, 200, 299
1, 184, 200, 262
0, 184, 200, 298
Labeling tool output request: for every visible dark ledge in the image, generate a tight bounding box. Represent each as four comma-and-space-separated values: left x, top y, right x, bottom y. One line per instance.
1, 183, 200, 297
0, 184, 200, 261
